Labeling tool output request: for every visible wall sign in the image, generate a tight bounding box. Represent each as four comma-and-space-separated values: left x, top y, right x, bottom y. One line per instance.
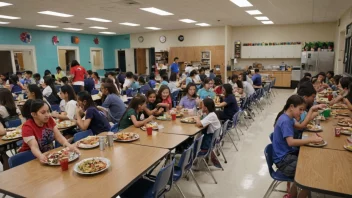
178, 35, 184, 42
159, 36, 166, 43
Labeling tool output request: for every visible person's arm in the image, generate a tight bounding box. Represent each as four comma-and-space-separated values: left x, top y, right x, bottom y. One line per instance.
0, 122, 5, 135
27, 138, 48, 163
217, 101, 227, 107
343, 98, 352, 111
294, 104, 325, 130
75, 107, 91, 131
329, 95, 343, 105
143, 106, 157, 116
131, 114, 154, 128
195, 116, 203, 127
52, 112, 69, 120
286, 135, 322, 147
53, 126, 80, 154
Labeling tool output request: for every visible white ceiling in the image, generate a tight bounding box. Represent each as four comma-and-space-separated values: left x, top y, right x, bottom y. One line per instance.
0, 0, 351, 35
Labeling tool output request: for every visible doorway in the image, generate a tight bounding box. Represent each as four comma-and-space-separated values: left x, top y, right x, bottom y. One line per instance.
117, 50, 126, 72
14, 51, 35, 72
57, 46, 79, 73
0, 45, 37, 74
0, 51, 12, 74
135, 48, 147, 75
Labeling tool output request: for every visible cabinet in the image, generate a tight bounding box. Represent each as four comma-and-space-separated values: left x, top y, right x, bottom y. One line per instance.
241, 45, 301, 59
261, 71, 291, 87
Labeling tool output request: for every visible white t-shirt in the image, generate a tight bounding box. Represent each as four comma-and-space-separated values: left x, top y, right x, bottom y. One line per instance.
65, 100, 77, 120
247, 76, 253, 85
243, 81, 255, 96
42, 86, 52, 97
168, 81, 178, 93
0, 106, 21, 118
200, 112, 221, 134
59, 100, 66, 112
123, 78, 132, 89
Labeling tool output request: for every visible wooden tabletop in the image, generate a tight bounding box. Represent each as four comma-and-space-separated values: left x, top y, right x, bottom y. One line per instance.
295, 146, 352, 196
0, 144, 168, 198
303, 117, 349, 151
101, 131, 188, 149
151, 118, 202, 136
0, 135, 20, 147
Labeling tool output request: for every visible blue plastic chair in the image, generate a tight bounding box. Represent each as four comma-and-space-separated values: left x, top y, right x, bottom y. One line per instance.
51, 104, 61, 112
173, 144, 193, 198
110, 123, 119, 133
171, 90, 180, 107
263, 144, 294, 198
5, 118, 22, 128
91, 89, 99, 95
8, 150, 36, 168
184, 135, 204, 197
120, 159, 175, 198
269, 132, 274, 142
220, 120, 238, 152
73, 129, 93, 143
140, 84, 151, 95
229, 111, 243, 140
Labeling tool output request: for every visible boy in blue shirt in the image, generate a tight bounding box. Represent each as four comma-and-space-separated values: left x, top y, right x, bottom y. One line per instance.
170, 57, 179, 74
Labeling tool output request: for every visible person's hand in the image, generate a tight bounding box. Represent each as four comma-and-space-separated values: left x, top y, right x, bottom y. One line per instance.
311, 112, 319, 118
39, 153, 48, 164
147, 115, 155, 122
158, 108, 164, 114
151, 109, 157, 114
311, 104, 326, 111
309, 134, 323, 143
67, 144, 80, 155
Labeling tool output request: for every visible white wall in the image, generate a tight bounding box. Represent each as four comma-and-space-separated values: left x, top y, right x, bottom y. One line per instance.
231, 22, 337, 68
225, 25, 232, 77
335, 7, 352, 74
130, 27, 225, 51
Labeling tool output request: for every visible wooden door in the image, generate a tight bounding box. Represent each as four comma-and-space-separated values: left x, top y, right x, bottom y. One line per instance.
136, 48, 147, 75
15, 53, 24, 71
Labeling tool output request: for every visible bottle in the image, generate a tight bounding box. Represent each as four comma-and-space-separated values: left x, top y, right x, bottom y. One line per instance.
193, 106, 197, 116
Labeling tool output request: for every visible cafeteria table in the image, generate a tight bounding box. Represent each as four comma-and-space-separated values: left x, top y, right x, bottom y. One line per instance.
151, 119, 203, 136
0, 144, 169, 198
295, 146, 352, 197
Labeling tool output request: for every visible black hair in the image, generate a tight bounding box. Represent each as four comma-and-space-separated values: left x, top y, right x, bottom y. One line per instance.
21, 99, 33, 119
108, 71, 116, 77
254, 69, 259, 73
33, 73, 41, 80
222, 84, 233, 96
9, 74, 19, 84
43, 76, 58, 98
203, 98, 215, 113
317, 72, 326, 77
77, 91, 96, 110
101, 82, 118, 102
146, 89, 157, 99
333, 75, 342, 85
340, 77, 352, 89
25, 70, 33, 75
119, 94, 147, 127
71, 60, 80, 67
106, 77, 120, 91
174, 57, 179, 61
303, 73, 312, 78
115, 68, 121, 73
162, 75, 168, 82
0, 88, 17, 117
133, 75, 138, 81
87, 70, 93, 75
61, 76, 69, 84
24, 99, 47, 120
28, 84, 43, 99
185, 83, 197, 98
92, 72, 100, 80
214, 77, 222, 86
149, 73, 155, 80
56, 66, 62, 71
210, 69, 214, 73
274, 95, 305, 126
44, 70, 51, 76
327, 71, 334, 78
138, 76, 145, 85
203, 77, 213, 88
242, 72, 247, 81
156, 85, 171, 103
297, 82, 316, 97
126, 71, 133, 78
346, 83, 352, 104
169, 73, 177, 82
199, 67, 205, 73
190, 70, 197, 77
231, 74, 243, 89
60, 85, 77, 101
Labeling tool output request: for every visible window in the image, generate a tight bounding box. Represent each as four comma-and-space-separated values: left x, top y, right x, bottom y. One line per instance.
91, 48, 104, 71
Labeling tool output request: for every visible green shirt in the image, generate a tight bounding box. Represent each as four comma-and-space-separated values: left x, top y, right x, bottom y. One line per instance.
119, 109, 139, 130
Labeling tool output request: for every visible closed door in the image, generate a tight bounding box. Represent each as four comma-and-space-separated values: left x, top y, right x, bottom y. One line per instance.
136, 48, 147, 75
0, 51, 12, 74
118, 50, 126, 72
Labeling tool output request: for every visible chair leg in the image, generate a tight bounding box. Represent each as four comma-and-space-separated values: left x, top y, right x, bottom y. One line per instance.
233, 127, 241, 140
175, 183, 186, 198
237, 126, 244, 135
219, 147, 227, 163
190, 170, 205, 197
201, 158, 217, 184
226, 133, 238, 151
263, 180, 277, 198
212, 151, 224, 171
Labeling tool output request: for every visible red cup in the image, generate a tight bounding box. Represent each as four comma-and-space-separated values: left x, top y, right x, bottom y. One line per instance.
335, 127, 341, 137
171, 113, 176, 120
60, 157, 69, 171
328, 94, 333, 101
146, 127, 153, 135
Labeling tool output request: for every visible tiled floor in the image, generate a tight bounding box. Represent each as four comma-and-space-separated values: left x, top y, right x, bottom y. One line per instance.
0, 89, 343, 198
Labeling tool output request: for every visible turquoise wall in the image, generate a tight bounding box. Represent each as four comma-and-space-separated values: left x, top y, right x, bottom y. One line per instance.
0, 27, 130, 75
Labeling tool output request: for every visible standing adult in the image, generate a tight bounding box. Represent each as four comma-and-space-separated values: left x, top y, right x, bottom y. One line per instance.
70, 60, 87, 92
170, 57, 179, 75
252, 69, 262, 90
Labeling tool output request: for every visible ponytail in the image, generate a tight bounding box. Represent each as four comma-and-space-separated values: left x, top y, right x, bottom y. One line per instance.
274, 94, 305, 126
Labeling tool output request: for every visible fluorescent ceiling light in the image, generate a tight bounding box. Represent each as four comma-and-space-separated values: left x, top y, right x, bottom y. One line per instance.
119, 22, 140, 26
0, 15, 20, 19
36, 25, 58, 28
230, 0, 253, 7
246, 10, 262, 15
86, 18, 111, 22
63, 28, 82, 31
89, 26, 108, 29
140, 7, 173, 16
262, 21, 274, 24
255, 16, 269, 20
38, 11, 73, 17
0, 21, 9, 24
195, 23, 211, 27
145, 27, 161, 30
179, 19, 197, 23
100, 32, 116, 35
0, 2, 12, 7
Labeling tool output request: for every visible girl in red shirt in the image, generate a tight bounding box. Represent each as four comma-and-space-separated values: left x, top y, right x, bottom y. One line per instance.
19, 99, 79, 163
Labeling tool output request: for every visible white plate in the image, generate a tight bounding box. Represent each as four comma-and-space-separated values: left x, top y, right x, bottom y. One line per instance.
47, 151, 80, 166
306, 140, 327, 147
74, 157, 111, 175
306, 125, 323, 132
343, 145, 352, 152
2, 134, 21, 140
114, 133, 140, 142
156, 117, 171, 121
78, 142, 99, 149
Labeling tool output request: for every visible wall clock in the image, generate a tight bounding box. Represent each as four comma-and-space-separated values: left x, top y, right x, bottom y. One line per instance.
159, 35, 166, 43
138, 36, 144, 43
178, 35, 184, 42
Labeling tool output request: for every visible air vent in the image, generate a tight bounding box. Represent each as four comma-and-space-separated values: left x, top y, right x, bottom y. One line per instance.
61, 21, 70, 24
116, 0, 140, 6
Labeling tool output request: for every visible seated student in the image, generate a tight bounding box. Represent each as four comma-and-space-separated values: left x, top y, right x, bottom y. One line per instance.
209, 69, 215, 80
330, 75, 342, 91
60, 76, 69, 86
182, 70, 201, 89
251, 69, 262, 90
229, 74, 243, 94
42, 76, 60, 105
9, 74, 23, 93
139, 76, 151, 94
0, 88, 21, 126
148, 73, 157, 89
297, 73, 312, 89
160, 75, 169, 86
197, 78, 216, 100
326, 71, 334, 84
116, 68, 125, 86
33, 73, 44, 85
55, 66, 66, 81
312, 78, 325, 92
272, 95, 323, 198
52, 85, 77, 121
26, 84, 51, 109
144, 90, 164, 116
168, 73, 178, 93
194, 98, 222, 168
240, 72, 255, 96
106, 72, 121, 93
92, 72, 101, 89
329, 77, 352, 105
156, 85, 172, 111
118, 94, 155, 130
178, 83, 198, 109
123, 71, 134, 90
213, 77, 223, 95
98, 83, 126, 123
84, 74, 95, 94
216, 84, 239, 121
18, 99, 79, 163
75, 91, 111, 135
131, 75, 140, 90
198, 67, 207, 82
22, 70, 34, 85
343, 83, 352, 111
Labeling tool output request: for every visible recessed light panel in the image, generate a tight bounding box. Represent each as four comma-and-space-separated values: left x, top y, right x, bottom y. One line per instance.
140, 7, 173, 16
86, 18, 112, 22
0, 2, 12, 7
89, 26, 108, 29
63, 28, 82, 31
0, 15, 20, 19
38, 11, 73, 17
0, 21, 10, 24
230, 0, 253, 7
179, 19, 197, 23
255, 16, 269, 20
119, 22, 140, 26
195, 23, 211, 27
100, 32, 116, 35
246, 10, 262, 15
145, 27, 161, 30
262, 21, 274, 24
37, 25, 58, 28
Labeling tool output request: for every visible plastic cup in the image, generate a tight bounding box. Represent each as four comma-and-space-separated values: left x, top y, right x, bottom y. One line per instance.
323, 109, 331, 118
147, 127, 153, 135
60, 157, 69, 171
328, 94, 333, 101
171, 113, 176, 120
335, 127, 341, 137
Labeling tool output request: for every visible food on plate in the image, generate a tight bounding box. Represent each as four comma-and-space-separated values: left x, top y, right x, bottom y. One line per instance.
57, 120, 75, 128
2, 130, 21, 139
306, 124, 321, 131
47, 149, 71, 165
141, 122, 158, 130
181, 117, 196, 123
116, 132, 139, 141
157, 114, 171, 120
331, 104, 348, 109
78, 158, 107, 173
341, 127, 352, 135
79, 136, 99, 145
316, 116, 326, 121
337, 118, 352, 126
312, 140, 325, 145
